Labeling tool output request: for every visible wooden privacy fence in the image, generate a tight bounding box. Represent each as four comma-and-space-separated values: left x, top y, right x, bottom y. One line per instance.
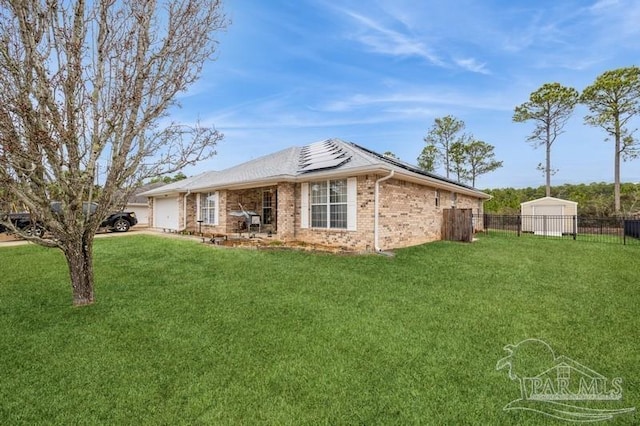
442, 208, 473, 242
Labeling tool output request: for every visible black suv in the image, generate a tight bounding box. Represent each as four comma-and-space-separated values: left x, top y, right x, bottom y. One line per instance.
1, 202, 138, 236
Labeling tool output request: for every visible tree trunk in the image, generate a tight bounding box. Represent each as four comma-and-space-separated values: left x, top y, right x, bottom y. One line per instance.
62, 235, 95, 306
614, 125, 621, 213
546, 126, 551, 198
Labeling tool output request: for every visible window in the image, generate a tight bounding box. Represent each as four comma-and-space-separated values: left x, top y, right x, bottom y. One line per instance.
263, 191, 274, 225
200, 192, 218, 225
301, 178, 356, 231
310, 179, 347, 229
435, 190, 440, 208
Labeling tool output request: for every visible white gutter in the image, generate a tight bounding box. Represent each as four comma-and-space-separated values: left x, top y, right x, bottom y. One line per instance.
374, 170, 395, 252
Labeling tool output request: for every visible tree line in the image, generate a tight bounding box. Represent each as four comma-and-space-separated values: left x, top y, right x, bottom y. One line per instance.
483, 182, 640, 217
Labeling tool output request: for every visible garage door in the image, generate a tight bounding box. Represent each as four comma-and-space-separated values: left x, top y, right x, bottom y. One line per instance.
129, 205, 149, 225
154, 197, 179, 230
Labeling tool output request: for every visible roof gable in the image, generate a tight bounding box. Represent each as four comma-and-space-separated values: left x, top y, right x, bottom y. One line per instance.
521, 196, 579, 206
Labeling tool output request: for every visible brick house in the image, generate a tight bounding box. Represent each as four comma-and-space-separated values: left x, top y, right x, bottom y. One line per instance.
141, 138, 490, 251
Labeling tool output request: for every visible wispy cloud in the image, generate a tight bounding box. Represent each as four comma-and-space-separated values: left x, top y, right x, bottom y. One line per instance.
320, 89, 514, 114
586, 0, 640, 38
454, 57, 490, 75
589, 0, 620, 11
328, 5, 499, 75
335, 7, 445, 66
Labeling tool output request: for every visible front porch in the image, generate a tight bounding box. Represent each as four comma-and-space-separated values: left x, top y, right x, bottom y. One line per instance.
223, 185, 278, 235
187, 182, 297, 241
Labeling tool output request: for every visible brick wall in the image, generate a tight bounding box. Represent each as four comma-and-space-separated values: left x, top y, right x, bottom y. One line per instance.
293, 175, 485, 251
277, 182, 296, 240
183, 185, 277, 236
294, 175, 377, 251
174, 175, 485, 250
185, 193, 197, 230
378, 178, 441, 249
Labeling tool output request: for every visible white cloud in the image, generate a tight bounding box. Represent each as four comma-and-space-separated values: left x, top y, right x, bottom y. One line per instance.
454, 58, 490, 75
320, 89, 514, 114
589, 0, 619, 11
335, 8, 445, 66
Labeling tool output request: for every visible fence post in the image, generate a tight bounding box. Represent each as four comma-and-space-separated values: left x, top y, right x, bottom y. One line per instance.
573, 215, 577, 240
517, 215, 521, 237
623, 218, 626, 246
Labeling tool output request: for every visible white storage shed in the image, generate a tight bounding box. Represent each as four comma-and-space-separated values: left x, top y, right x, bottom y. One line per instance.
520, 196, 578, 236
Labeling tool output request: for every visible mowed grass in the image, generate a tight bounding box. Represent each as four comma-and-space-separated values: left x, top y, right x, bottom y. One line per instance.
0, 234, 638, 425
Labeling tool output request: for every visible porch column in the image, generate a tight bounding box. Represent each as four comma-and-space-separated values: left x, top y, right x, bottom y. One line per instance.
277, 182, 295, 240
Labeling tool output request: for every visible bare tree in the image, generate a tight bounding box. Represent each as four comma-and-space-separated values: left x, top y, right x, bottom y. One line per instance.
0, 1, 227, 306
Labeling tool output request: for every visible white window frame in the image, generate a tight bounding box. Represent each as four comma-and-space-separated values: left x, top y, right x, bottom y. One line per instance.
311, 179, 347, 229
262, 190, 274, 225
301, 178, 356, 231
198, 191, 219, 225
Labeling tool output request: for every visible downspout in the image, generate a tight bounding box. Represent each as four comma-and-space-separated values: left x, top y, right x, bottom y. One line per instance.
374, 170, 394, 252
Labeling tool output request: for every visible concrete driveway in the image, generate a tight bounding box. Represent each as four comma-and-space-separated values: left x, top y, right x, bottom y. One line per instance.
0, 227, 154, 248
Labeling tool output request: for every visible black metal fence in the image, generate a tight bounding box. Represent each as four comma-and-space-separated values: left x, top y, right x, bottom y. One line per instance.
476, 214, 640, 245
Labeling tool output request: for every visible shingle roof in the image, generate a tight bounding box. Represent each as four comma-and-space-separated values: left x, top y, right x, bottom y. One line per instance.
140, 138, 489, 198
127, 182, 167, 204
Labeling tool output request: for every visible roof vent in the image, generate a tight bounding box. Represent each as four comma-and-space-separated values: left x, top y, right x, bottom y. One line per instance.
298, 140, 351, 173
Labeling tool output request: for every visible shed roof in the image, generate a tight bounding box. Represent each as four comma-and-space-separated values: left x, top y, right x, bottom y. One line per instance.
520, 196, 578, 206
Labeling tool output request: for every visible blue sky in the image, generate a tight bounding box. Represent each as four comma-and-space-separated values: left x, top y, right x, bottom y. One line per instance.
171, 0, 640, 189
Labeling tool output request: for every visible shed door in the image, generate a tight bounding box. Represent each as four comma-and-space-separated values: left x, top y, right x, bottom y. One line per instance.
532, 204, 564, 235
154, 197, 179, 230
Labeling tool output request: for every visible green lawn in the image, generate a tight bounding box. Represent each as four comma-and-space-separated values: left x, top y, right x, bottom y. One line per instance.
0, 234, 638, 425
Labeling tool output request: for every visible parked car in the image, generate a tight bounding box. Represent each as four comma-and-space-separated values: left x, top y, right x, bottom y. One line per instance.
50, 202, 138, 232
0, 212, 44, 236
0, 203, 138, 236
100, 210, 138, 232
